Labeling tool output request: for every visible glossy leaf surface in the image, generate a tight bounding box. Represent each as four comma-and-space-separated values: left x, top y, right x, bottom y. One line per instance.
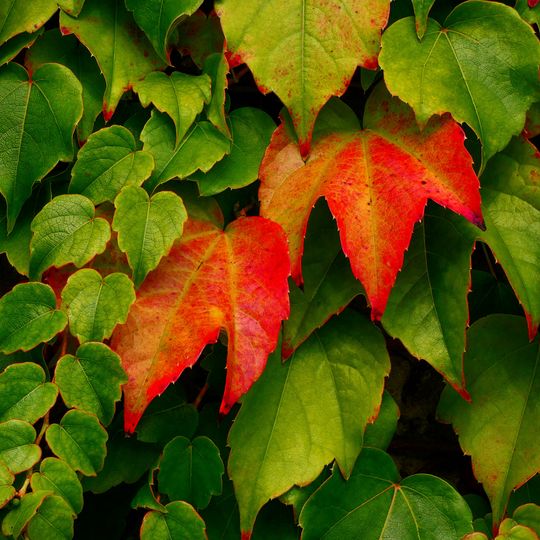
112, 213, 290, 432
0, 420, 40, 474
141, 501, 207, 540
228, 311, 390, 534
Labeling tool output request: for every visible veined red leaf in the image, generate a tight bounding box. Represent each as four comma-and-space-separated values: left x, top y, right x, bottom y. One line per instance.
259, 84, 483, 320
111, 213, 290, 433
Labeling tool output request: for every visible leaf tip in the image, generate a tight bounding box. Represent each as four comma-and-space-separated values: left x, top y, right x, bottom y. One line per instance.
241, 531, 252, 540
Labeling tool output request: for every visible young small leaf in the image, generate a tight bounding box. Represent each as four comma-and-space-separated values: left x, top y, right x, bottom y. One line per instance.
0, 283, 67, 354
140, 501, 206, 540
60, 269, 135, 343
29, 195, 111, 280
69, 125, 154, 204
1, 491, 50, 538
203, 53, 230, 137
158, 436, 224, 510
412, 0, 435, 38
0, 363, 58, 424
54, 342, 127, 425
0, 420, 40, 474
30, 457, 84, 515
113, 186, 187, 288
45, 409, 108, 476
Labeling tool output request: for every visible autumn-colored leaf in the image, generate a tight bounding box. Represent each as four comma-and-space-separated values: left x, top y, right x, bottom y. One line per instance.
259, 84, 483, 320
111, 211, 290, 432
216, 0, 390, 155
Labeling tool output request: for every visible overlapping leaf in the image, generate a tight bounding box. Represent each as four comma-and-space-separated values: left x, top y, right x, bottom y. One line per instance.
0, 63, 82, 230
0, 30, 43, 66
438, 315, 540, 526
26, 495, 74, 540
380, 1, 540, 167
228, 311, 390, 534
0, 1, 56, 44
141, 501, 207, 540
216, 0, 390, 155
260, 84, 483, 320
111, 210, 290, 432
59, 0, 165, 120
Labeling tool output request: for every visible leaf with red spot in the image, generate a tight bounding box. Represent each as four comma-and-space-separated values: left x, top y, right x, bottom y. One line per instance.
59, 0, 165, 122
216, 0, 390, 156
259, 83, 484, 321
111, 208, 290, 433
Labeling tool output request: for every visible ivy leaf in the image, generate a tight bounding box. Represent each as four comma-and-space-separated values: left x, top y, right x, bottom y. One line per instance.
0, 30, 43, 66
45, 409, 108, 476
125, 0, 203, 63
382, 207, 475, 395
380, 1, 540, 167
59, 0, 165, 121
25, 29, 104, 143
57, 0, 85, 16
26, 495, 74, 540
228, 311, 390, 534
1, 491, 51, 538
216, 0, 390, 155
158, 436, 224, 510
282, 201, 363, 358
0, 363, 58, 424
193, 108, 275, 196
141, 501, 207, 540
54, 343, 127, 425
412, 0, 435, 38
259, 84, 483, 320
0, 63, 82, 230
0, 420, 40, 474
30, 457, 84, 515
363, 390, 399, 451
60, 269, 135, 343
0, 283, 67, 354
141, 112, 230, 192
135, 71, 211, 145
438, 315, 540, 526
69, 126, 154, 204
203, 53, 230, 137
0, 1, 56, 44
112, 212, 290, 432
29, 194, 111, 280
299, 447, 473, 539
113, 186, 187, 288
0, 461, 14, 509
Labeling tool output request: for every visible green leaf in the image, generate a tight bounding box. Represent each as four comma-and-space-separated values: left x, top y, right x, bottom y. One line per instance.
200, 477, 239, 539
193, 108, 275, 196
60, 269, 135, 343
299, 447, 473, 539
141, 501, 206, 540
412, 0, 435, 38
57, 0, 85, 16
496, 520, 539, 540
228, 311, 390, 534
83, 431, 159, 494
29, 194, 111, 280
0, 461, 15, 510
69, 126, 154, 204
141, 112, 230, 192
1, 491, 50, 538
479, 137, 540, 337
0, 30, 43, 66
216, 0, 390, 154
203, 53, 230, 137
158, 436, 224, 510
514, 504, 540, 536
363, 390, 399, 451
438, 315, 540, 525
0, 283, 67, 354
516, 0, 540, 25
113, 186, 187, 288
30, 458, 83, 515
59, 0, 166, 120
132, 473, 166, 512
282, 201, 363, 358
26, 29, 106, 143
135, 71, 211, 144
45, 409, 108, 476
26, 494, 74, 540
380, 1, 540, 167
0, 420, 40, 474
125, 0, 203, 63
55, 342, 127, 425
0, 1, 56, 44
279, 470, 328, 521
0, 63, 82, 230
382, 207, 475, 394
0, 363, 58, 424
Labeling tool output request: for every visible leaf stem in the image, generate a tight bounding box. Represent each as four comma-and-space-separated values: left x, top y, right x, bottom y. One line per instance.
481, 243, 497, 279
193, 383, 209, 409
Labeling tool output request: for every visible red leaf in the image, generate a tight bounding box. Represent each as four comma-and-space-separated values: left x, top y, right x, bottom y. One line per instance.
111, 215, 290, 433
259, 85, 484, 320
529, 0, 539, 8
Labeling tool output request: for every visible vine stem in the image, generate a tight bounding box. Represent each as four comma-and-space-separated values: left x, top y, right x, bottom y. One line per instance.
35, 412, 50, 446
193, 383, 209, 409
481, 243, 497, 279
